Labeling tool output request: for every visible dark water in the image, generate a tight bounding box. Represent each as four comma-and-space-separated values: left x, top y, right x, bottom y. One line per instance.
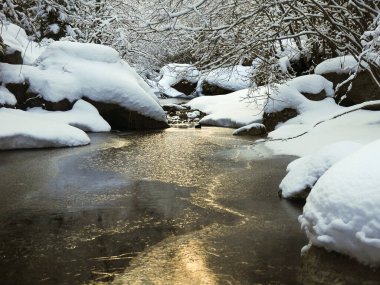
0, 128, 378, 285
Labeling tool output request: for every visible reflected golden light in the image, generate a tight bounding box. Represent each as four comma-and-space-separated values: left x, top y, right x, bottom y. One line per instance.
114, 237, 218, 285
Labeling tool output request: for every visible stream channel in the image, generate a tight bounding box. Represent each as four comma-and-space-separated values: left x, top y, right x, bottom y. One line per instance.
0, 127, 379, 285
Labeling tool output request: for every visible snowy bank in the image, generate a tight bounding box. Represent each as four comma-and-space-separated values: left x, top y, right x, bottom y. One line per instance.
299, 139, 380, 266
0, 108, 90, 150
279, 141, 362, 199
264, 100, 380, 156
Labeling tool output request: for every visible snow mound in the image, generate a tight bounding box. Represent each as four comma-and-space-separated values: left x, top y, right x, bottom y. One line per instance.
0, 22, 45, 64
0, 41, 167, 123
0, 86, 17, 106
299, 139, 380, 266
185, 89, 265, 128
27, 100, 111, 132
158, 64, 200, 97
280, 141, 362, 199
0, 108, 90, 150
197, 65, 255, 95
314, 55, 364, 75
38, 41, 119, 64
265, 75, 334, 114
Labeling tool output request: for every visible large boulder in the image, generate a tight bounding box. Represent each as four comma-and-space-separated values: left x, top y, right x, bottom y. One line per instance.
84, 98, 168, 130
315, 56, 380, 106
263, 108, 298, 132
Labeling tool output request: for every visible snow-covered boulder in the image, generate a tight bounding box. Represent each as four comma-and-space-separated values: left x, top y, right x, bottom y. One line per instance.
0, 85, 17, 107
196, 65, 255, 96
263, 74, 334, 131
299, 139, 380, 266
0, 108, 90, 150
232, 123, 266, 136
185, 88, 265, 128
315, 55, 380, 106
279, 141, 362, 199
158, 64, 200, 97
0, 40, 168, 130
27, 100, 111, 132
0, 22, 45, 64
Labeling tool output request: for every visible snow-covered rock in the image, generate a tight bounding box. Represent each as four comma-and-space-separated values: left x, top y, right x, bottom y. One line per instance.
0, 85, 17, 106
158, 64, 200, 97
185, 88, 265, 128
0, 40, 168, 130
315, 55, 380, 105
280, 141, 362, 199
232, 123, 266, 136
0, 22, 45, 64
299, 139, 380, 266
264, 75, 334, 114
197, 65, 255, 95
0, 108, 90, 150
314, 55, 363, 75
27, 100, 111, 132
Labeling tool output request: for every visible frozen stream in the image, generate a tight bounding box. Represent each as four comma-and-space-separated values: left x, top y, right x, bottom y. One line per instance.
0, 127, 378, 285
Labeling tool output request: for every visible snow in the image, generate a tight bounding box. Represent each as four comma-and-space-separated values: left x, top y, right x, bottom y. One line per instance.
197, 65, 255, 95
278, 56, 291, 73
264, 100, 380, 156
314, 55, 365, 75
232, 123, 266, 136
27, 100, 111, 132
299, 139, 380, 266
280, 141, 362, 199
264, 74, 334, 113
0, 21, 45, 64
0, 86, 17, 106
0, 41, 167, 123
162, 103, 186, 111
0, 108, 90, 150
158, 64, 200, 97
185, 88, 265, 128
187, 110, 200, 119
